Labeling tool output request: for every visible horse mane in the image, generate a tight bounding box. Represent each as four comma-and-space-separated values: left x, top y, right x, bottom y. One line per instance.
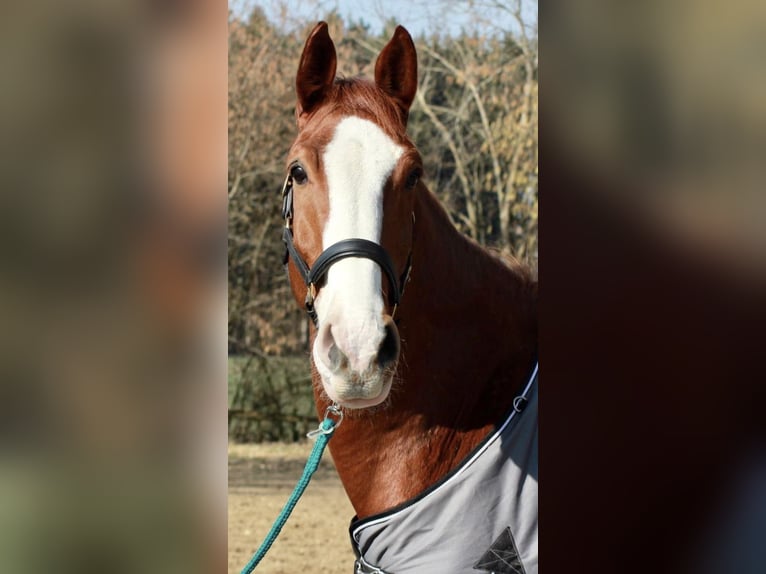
490, 248, 538, 295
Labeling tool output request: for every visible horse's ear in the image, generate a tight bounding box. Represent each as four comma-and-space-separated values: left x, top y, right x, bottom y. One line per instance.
375, 26, 418, 124
296, 22, 337, 119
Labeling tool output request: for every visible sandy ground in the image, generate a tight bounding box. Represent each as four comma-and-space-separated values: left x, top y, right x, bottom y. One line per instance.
228, 443, 356, 574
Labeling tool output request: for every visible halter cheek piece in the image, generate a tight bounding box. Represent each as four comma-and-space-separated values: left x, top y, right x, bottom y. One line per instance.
280, 174, 413, 326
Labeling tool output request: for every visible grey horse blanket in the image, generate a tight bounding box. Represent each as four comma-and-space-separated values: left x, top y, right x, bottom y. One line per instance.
350, 363, 538, 573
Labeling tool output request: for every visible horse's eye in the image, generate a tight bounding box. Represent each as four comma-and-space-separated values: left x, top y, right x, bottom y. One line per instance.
290, 164, 308, 185
405, 169, 421, 189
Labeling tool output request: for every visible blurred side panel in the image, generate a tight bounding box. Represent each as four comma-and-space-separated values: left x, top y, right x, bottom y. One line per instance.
0, 0, 227, 572
541, 1, 766, 573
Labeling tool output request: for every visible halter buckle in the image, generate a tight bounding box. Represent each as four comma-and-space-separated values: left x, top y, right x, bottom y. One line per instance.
305, 283, 317, 305
281, 174, 294, 227
305, 283, 318, 325
280, 173, 292, 197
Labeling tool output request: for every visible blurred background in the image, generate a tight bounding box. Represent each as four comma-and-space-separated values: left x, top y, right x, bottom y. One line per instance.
545, 0, 766, 278
543, 1, 766, 573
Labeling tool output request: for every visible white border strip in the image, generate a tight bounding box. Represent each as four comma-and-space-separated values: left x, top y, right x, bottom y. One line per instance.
353, 361, 538, 538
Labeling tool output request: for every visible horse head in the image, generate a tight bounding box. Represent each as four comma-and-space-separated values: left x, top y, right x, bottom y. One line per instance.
283, 22, 422, 409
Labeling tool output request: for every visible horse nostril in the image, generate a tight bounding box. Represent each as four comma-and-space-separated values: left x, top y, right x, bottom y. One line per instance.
316, 322, 347, 374
377, 319, 400, 369
328, 342, 346, 372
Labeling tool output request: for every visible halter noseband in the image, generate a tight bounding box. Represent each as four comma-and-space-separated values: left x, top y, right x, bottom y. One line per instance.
280, 174, 412, 326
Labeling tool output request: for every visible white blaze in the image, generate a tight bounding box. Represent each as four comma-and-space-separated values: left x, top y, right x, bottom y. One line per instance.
315, 116, 403, 372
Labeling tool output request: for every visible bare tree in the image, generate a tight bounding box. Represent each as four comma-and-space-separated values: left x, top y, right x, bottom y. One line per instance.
412, 13, 538, 261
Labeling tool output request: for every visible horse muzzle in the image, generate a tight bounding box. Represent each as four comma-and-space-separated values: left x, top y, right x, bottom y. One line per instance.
313, 314, 400, 408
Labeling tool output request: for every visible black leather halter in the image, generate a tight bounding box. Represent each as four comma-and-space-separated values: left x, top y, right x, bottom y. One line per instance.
280, 174, 412, 326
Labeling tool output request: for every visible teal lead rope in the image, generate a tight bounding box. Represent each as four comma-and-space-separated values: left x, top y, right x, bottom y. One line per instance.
241, 404, 343, 574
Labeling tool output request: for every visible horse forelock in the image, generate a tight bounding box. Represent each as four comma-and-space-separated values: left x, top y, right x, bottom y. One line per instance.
296, 77, 411, 144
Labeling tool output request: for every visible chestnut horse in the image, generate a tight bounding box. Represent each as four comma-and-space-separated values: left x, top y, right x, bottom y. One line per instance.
281, 22, 537, 573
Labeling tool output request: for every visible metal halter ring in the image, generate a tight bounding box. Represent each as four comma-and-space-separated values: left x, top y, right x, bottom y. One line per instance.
306, 404, 344, 439
324, 404, 344, 428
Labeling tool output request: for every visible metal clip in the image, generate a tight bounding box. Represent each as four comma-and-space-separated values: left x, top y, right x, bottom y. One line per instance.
307, 404, 344, 439
305, 283, 317, 308
281, 175, 293, 228
280, 174, 292, 197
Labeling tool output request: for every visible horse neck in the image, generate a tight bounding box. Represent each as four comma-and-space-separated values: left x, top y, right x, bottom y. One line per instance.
317, 188, 537, 519
407, 189, 537, 353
